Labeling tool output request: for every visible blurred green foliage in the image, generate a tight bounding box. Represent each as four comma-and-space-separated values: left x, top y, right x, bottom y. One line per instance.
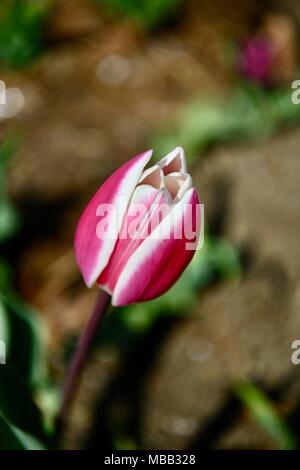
235, 381, 297, 450
0, 291, 58, 445
0, 133, 21, 243
0, 294, 48, 390
0, 136, 53, 449
97, 0, 181, 29
0, 414, 45, 450
0, 363, 46, 439
0, 0, 50, 68
153, 84, 300, 159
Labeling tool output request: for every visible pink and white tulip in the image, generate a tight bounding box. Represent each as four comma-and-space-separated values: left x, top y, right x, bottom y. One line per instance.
74, 147, 201, 306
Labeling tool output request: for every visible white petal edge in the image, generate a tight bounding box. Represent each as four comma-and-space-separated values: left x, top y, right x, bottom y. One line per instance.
157, 146, 187, 174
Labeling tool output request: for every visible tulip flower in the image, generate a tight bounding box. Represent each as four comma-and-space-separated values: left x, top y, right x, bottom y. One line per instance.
58, 148, 201, 433
240, 14, 297, 87
74, 147, 201, 306
240, 37, 273, 84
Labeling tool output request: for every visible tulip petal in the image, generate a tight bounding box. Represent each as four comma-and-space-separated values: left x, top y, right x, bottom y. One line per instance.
139, 164, 164, 189
112, 188, 200, 306
74, 150, 153, 287
158, 146, 187, 174
98, 185, 172, 293
164, 172, 192, 200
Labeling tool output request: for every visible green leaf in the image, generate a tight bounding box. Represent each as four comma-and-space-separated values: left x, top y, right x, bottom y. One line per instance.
234, 381, 298, 450
0, 133, 21, 241
0, 200, 20, 243
98, 0, 181, 29
1, 293, 47, 390
0, 0, 50, 68
0, 297, 9, 348
0, 365, 46, 439
0, 414, 45, 450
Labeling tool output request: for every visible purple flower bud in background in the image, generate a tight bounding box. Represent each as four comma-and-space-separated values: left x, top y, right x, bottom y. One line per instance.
240, 37, 273, 85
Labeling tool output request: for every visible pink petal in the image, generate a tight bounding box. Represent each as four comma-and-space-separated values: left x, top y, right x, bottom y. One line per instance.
74, 150, 153, 287
98, 185, 172, 293
112, 188, 200, 306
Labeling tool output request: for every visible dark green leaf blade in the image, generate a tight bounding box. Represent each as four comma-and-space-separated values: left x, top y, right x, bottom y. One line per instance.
0, 414, 45, 450
0, 364, 46, 440
235, 381, 298, 450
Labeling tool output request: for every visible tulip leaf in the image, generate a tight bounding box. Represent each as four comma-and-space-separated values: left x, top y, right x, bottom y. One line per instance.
234, 381, 297, 450
0, 364, 47, 440
0, 297, 9, 350
0, 293, 47, 390
0, 414, 45, 450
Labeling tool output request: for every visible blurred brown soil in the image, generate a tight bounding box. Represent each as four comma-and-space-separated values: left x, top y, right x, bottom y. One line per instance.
5, 0, 259, 202
1, 0, 300, 450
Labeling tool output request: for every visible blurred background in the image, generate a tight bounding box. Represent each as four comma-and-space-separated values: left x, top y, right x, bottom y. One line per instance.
0, 0, 300, 450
